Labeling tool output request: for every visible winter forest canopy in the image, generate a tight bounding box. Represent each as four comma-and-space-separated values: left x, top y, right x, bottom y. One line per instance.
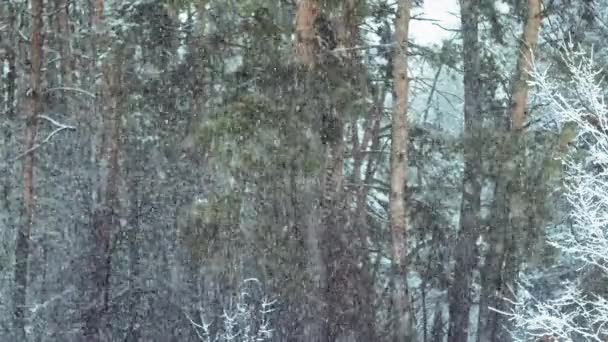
1, 0, 608, 341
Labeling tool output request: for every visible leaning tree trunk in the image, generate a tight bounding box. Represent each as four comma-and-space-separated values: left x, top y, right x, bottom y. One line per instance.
448, 0, 482, 341
389, 0, 415, 341
13, 0, 43, 339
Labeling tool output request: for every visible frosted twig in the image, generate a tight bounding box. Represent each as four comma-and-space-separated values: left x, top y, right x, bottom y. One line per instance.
506, 42, 608, 342
184, 278, 277, 341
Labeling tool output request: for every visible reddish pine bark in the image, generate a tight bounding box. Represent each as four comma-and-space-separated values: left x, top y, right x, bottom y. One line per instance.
295, 0, 320, 67
13, 0, 43, 339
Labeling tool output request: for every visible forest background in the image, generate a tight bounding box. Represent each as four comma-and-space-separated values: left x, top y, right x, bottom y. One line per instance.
0, 0, 604, 341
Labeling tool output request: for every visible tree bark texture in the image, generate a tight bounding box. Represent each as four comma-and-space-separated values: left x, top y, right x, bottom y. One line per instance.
295, 0, 320, 67
510, 0, 542, 131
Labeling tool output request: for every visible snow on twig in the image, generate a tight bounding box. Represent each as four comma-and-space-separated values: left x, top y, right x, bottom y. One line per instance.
11, 114, 76, 163
183, 279, 277, 342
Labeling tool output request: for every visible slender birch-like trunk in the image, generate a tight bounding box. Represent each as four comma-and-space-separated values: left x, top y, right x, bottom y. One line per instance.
389, 0, 415, 340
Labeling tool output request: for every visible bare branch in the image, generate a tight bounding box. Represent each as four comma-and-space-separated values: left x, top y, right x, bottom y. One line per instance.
45, 86, 96, 99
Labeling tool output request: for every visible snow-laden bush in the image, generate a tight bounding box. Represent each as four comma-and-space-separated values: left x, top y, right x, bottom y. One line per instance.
183, 278, 277, 342
503, 45, 608, 341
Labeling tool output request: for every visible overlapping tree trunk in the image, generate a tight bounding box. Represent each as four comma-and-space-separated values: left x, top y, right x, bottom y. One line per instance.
296, 0, 384, 339
448, 0, 482, 341
478, 1, 542, 340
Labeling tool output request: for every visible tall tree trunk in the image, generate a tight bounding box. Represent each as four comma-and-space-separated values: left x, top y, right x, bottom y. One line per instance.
13, 0, 43, 339
389, 0, 415, 341
295, 2, 334, 340
448, 0, 482, 341
478, 1, 542, 341
82, 1, 123, 339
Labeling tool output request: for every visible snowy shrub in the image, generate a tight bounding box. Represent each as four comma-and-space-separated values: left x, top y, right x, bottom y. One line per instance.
183, 278, 277, 342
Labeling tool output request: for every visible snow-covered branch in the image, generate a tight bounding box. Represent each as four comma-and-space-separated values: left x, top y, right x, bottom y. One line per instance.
505, 43, 608, 341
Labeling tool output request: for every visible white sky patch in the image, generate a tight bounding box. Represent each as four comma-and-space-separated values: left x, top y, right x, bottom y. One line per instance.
410, 0, 460, 45
178, 11, 188, 24
494, 0, 511, 15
